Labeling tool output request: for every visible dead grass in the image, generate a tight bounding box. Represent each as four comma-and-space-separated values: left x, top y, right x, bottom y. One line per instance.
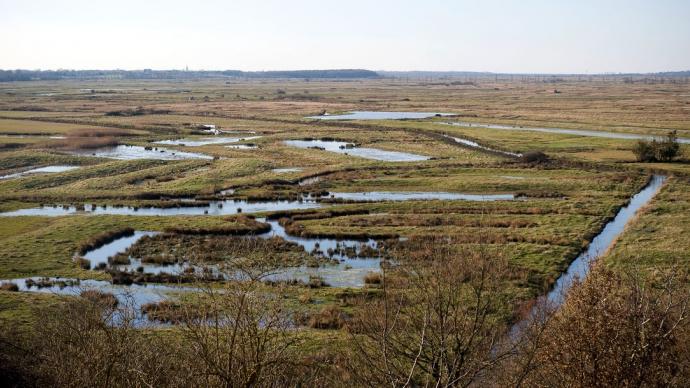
0, 283, 19, 292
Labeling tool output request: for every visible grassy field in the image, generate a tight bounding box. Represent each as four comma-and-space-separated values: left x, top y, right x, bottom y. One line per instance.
1, 77, 688, 336
607, 176, 690, 270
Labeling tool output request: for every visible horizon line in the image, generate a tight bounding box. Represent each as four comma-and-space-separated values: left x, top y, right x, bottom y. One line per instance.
2, 68, 690, 76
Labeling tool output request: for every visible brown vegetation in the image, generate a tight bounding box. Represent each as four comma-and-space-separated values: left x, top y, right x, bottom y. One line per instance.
125, 233, 309, 277
75, 257, 91, 270
141, 300, 188, 323
518, 150, 549, 163
79, 289, 118, 308
503, 264, 690, 387
632, 131, 682, 162
40, 128, 134, 150
298, 305, 348, 329
363, 271, 382, 285
0, 255, 688, 386
348, 245, 519, 386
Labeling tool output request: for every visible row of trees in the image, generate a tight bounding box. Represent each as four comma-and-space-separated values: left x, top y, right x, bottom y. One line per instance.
1, 248, 688, 386
0, 69, 379, 82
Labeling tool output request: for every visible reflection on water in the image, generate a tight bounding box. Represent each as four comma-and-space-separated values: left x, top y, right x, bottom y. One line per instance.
273, 168, 303, 174
444, 135, 521, 157
69, 145, 213, 160
0, 276, 193, 326
1, 189, 522, 217
445, 122, 690, 144
325, 191, 515, 201
0, 199, 322, 217
285, 139, 430, 162
83, 231, 159, 269
225, 144, 258, 149
259, 219, 381, 288
307, 111, 454, 120
155, 136, 261, 147
0, 165, 79, 180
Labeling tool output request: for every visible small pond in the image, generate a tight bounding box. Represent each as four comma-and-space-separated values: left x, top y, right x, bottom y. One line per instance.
69, 145, 213, 160
155, 136, 261, 147
445, 135, 522, 157
0, 277, 186, 305
284, 140, 430, 162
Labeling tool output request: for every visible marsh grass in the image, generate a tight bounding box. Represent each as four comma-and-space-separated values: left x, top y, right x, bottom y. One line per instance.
0, 282, 19, 292
79, 289, 118, 308
39, 127, 133, 150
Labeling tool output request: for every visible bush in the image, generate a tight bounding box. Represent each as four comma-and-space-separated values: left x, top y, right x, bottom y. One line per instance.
518, 151, 549, 163
632, 140, 656, 162
633, 131, 681, 162
363, 272, 382, 285
656, 130, 681, 161
507, 265, 690, 386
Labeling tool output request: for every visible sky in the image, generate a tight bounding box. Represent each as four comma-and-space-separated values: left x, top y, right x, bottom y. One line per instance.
1, 0, 689, 73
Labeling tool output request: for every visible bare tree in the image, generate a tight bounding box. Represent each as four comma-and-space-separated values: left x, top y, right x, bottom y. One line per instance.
504, 263, 690, 387
30, 292, 183, 387
177, 280, 303, 387
348, 244, 522, 387
173, 238, 310, 387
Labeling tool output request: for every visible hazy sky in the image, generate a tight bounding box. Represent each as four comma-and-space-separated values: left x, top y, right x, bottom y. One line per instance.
1, 0, 689, 73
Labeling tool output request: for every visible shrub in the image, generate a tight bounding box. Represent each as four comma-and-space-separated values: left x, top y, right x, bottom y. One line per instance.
633, 131, 681, 162
656, 130, 681, 161
363, 272, 382, 285
632, 139, 657, 162
507, 265, 690, 386
518, 151, 549, 163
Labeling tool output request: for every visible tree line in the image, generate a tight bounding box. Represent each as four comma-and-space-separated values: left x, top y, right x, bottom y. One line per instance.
0, 69, 379, 82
